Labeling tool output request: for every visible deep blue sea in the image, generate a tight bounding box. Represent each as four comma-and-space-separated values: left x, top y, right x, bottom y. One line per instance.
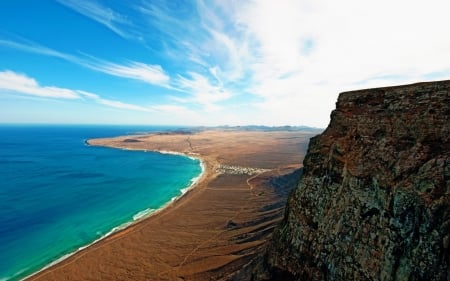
0, 125, 202, 281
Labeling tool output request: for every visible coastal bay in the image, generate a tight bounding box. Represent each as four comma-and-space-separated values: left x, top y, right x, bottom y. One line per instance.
27, 129, 318, 281
0, 125, 202, 281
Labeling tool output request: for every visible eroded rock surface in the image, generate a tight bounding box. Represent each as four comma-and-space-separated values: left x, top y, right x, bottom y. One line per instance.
263, 81, 450, 280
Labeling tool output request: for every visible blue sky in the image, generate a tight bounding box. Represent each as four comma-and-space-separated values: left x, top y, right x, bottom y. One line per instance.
1, 0, 449, 127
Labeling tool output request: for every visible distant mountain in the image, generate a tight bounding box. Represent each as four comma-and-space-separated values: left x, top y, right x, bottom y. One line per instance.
189, 125, 324, 133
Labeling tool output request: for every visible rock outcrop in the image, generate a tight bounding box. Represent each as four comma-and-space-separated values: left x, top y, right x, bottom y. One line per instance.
262, 81, 450, 280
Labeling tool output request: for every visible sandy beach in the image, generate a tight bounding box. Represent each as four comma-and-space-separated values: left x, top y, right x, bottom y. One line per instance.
26, 129, 317, 281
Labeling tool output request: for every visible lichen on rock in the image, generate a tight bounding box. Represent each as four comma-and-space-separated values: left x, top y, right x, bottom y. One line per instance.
262, 81, 450, 281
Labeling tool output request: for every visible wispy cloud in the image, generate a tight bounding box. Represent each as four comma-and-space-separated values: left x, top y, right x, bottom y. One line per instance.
176, 72, 232, 111
0, 39, 77, 62
150, 104, 195, 115
0, 37, 232, 111
77, 91, 152, 112
1, 2, 245, 113
0, 39, 170, 87
88, 60, 170, 86
208, 0, 450, 125
242, 0, 450, 84
137, 0, 450, 125
3, 0, 450, 127
57, 0, 133, 39
134, 1, 249, 112
0, 70, 80, 99
0, 70, 152, 112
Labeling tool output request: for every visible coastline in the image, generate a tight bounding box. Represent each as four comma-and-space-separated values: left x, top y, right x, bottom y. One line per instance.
27, 130, 314, 281
23, 145, 206, 281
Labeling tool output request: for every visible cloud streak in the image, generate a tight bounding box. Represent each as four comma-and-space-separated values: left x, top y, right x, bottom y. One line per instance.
0, 39, 77, 62
57, 0, 133, 39
0, 37, 233, 111
0, 39, 170, 87
176, 72, 232, 111
0, 70, 152, 112
201, 0, 450, 126
2, 1, 450, 126
0, 70, 80, 99
129, 0, 450, 126
88, 60, 170, 86
77, 90, 151, 112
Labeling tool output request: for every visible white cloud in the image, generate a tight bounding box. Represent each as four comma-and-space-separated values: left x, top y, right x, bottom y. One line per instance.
0, 39, 76, 62
3, 0, 450, 127
133, 0, 446, 126
89, 61, 170, 86
0, 39, 170, 87
239, 0, 310, 76
0, 70, 80, 99
151, 104, 195, 115
0, 70, 153, 112
220, 0, 450, 126
57, 0, 133, 39
77, 91, 152, 112
138, 1, 250, 82
137, 2, 187, 39
176, 72, 232, 111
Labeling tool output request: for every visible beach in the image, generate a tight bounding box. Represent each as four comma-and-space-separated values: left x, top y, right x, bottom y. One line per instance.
26, 129, 317, 281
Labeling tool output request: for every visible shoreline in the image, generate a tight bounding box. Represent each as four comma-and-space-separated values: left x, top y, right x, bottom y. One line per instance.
26, 130, 313, 281
23, 143, 207, 281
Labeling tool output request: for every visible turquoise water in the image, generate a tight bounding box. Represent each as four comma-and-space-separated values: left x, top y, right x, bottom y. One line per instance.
0, 125, 202, 281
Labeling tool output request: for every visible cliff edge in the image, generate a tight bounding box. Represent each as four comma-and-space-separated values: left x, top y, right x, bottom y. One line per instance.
262, 81, 450, 280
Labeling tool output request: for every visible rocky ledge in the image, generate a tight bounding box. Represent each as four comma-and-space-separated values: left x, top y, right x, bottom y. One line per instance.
259, 81, 449, 280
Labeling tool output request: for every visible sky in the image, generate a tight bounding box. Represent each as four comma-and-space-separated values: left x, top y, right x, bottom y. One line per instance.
1, 0, 450, 128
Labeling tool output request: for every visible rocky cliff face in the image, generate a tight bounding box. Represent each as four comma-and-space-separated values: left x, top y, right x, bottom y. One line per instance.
263, 81, 450, 280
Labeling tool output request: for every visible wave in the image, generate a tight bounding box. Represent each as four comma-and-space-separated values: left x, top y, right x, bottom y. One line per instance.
23, 151, 205, 281
157, 150, 187, 157
23, 219, 133, 280
180, 160, 205, 195
132, 208, 156, 221
4, 267, 29, 281
148, 150, 205, 198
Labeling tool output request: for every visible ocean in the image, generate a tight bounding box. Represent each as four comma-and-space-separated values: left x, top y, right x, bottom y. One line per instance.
0, 125, 202, 281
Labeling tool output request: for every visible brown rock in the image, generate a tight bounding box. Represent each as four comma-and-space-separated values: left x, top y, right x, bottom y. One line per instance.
262, 81, 450, 280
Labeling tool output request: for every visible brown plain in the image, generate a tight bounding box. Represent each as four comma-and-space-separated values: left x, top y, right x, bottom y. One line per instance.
27, 129, 316, 281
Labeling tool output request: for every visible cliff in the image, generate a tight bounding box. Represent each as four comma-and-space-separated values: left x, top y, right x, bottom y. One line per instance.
261, 81, 450, 280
